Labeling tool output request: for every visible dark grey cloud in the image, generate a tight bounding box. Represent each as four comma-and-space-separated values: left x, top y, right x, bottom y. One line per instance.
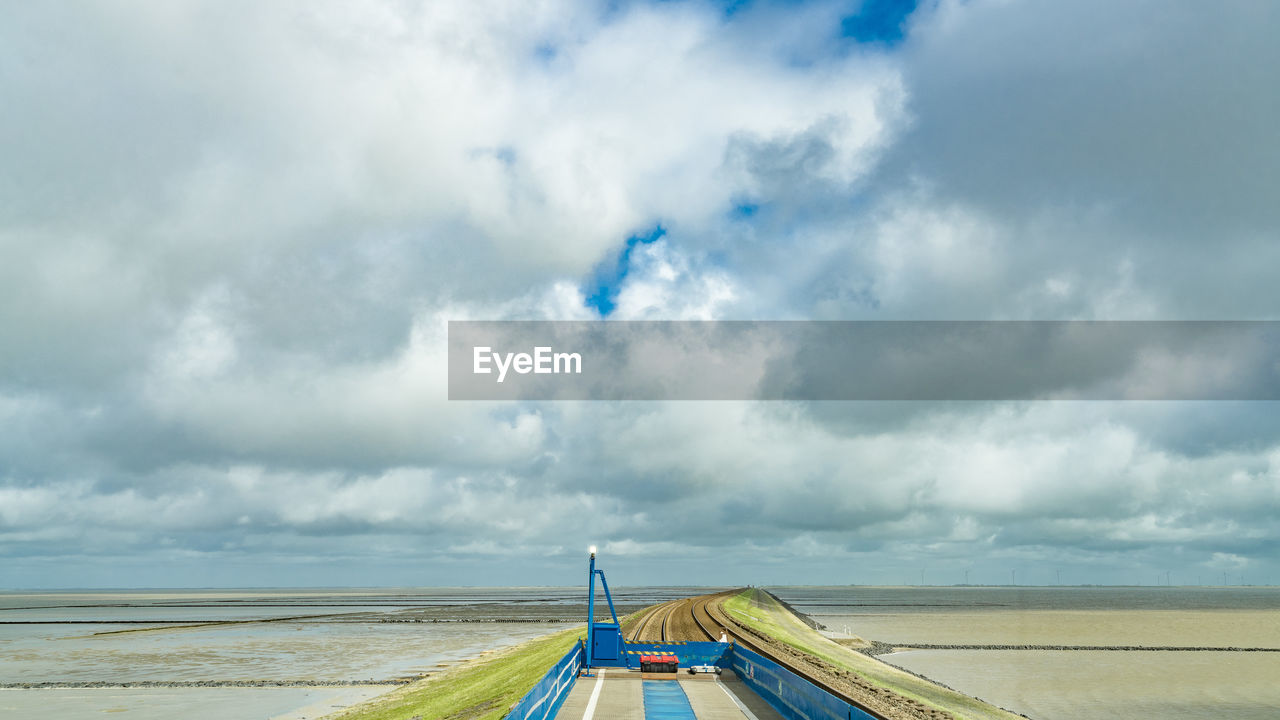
895, 1, 1280, 237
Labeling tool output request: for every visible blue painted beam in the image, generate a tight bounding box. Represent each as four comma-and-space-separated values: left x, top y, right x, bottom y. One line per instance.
642, 680, 696, 720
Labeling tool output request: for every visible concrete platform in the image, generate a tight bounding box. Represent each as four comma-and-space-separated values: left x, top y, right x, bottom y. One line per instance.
554, 668, 784, 720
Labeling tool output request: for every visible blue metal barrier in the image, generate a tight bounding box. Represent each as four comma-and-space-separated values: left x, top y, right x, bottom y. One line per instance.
642, 680, 697, 720
730, 644, 878, 720
621, 641, 730, 668
505, 642, 585, 720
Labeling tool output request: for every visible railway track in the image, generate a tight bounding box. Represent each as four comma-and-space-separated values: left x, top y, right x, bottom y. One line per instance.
628, 599, 672, 641
628, 595, 719, 642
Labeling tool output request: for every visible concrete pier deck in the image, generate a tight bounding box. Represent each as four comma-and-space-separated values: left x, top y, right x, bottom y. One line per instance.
554, 669, 783, 720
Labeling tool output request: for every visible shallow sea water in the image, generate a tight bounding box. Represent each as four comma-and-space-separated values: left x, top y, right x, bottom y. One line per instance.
820, 609, 1280, 647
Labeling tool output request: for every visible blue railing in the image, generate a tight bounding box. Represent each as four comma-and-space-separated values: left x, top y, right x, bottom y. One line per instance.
507, 638, 880, 720
730, 644, 879, 720
505, 642, 585, 720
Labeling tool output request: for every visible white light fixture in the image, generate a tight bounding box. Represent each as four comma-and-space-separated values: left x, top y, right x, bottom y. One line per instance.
589, 545, 597, 556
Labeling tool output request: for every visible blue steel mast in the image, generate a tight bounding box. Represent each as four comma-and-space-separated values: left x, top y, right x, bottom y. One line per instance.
586, 546, 597, 668
585, 545, 622, 671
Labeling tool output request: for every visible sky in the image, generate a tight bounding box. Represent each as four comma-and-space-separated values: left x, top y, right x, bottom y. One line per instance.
2, 0, 1279, 589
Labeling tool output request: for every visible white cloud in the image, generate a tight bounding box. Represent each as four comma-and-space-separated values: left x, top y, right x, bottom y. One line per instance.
612, 240, 738, 319
2, 0, 1279, 586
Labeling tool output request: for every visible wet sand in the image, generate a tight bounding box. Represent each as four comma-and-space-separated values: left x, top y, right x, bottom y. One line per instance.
885, 649, 1280, 720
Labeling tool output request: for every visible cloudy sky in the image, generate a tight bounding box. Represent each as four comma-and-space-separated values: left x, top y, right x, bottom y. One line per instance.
3, 0, 1279, 589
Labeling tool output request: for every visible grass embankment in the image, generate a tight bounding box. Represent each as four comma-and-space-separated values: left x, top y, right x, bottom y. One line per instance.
323, 625, 584, 720
723, 589, 1022, 720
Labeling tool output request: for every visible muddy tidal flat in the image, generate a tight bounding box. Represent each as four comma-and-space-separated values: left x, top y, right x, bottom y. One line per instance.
0, 586, 681, 719
776, 585, 1280, 720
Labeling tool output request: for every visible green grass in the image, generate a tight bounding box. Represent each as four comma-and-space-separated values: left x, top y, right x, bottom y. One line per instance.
724, 589, 1023, 720
323, 625, 585, 720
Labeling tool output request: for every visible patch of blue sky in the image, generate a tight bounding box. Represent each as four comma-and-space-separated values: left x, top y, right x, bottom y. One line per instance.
714, 0, 755, 16
583, 224, 668, 316
468, 145, 516, 166
632, 0, 920, 46
840, 0, 919, 46
533, 43, 558, 63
